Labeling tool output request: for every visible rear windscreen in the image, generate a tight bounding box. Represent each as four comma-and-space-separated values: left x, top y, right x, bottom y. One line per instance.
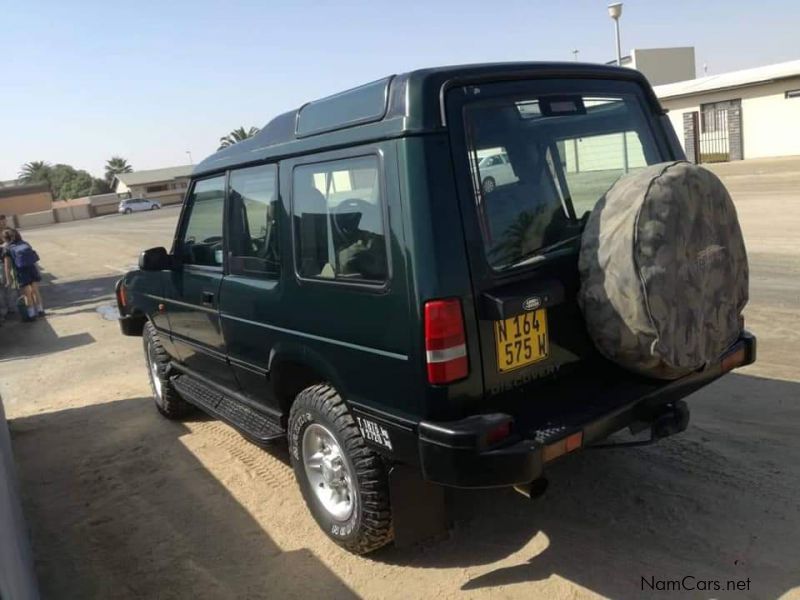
462, 85, 665, 271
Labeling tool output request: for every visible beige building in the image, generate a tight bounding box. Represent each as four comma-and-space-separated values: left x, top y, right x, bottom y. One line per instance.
0, 183, 53, 221
618, 47, 696, 86
655, 60, 800, 162
113, 165, 193, 206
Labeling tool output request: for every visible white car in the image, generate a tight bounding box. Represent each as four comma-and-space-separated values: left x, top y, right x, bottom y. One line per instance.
477, 152, 518, 193
118, 198, 161, 214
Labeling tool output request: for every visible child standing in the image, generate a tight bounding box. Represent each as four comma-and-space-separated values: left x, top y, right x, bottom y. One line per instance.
0, 216, 15, 324
2, 229, 44, 322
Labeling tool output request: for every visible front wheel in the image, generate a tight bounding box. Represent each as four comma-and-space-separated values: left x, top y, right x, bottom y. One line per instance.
482, 176, 496, 194
124, 208, 132, 214
288, 384, 393, 554
143, 321, 194, 419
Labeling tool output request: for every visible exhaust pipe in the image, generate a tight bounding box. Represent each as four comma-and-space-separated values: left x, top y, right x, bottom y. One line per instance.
514, 477, 548, 500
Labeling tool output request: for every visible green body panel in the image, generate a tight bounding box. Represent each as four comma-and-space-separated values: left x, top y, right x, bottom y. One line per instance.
119, 62, 687, 429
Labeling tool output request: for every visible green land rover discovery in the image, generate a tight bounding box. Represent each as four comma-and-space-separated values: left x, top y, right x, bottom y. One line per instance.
116, 63, 755, 554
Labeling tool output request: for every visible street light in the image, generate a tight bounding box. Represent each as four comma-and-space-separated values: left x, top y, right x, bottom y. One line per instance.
607, 3, 628, 172
185, 150, 193, 165
607, 2, 623, 66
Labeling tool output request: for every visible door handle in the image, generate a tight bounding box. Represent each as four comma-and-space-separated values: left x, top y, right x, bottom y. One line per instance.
201, 291, 215, 307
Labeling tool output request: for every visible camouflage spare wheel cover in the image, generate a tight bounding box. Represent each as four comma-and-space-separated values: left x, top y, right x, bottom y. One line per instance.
578, 161, 748, 380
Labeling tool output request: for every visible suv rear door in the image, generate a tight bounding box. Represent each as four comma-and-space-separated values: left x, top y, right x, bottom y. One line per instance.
218, 163, 283, 404
445, 77, 676, 400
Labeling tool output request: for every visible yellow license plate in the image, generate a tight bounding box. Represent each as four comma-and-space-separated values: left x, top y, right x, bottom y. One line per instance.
494, 309, 549, 372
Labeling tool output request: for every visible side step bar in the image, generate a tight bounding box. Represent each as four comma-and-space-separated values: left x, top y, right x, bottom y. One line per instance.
172, 374, 285, 444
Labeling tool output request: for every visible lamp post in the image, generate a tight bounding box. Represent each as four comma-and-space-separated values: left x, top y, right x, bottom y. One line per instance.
607, 3, 628, 172
185, 150, 193, 165
608, 3, 623, 66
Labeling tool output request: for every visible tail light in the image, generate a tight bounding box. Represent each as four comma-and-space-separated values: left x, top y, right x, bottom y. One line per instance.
424, 298, 468, 384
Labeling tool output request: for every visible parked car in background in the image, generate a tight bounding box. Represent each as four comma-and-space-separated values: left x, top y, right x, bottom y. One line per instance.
118, 198, 161, 214
477, 151, 518, 192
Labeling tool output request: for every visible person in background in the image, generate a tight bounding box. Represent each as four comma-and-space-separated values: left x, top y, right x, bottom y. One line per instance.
2, 228, 44, 322
0, 215, 17, 325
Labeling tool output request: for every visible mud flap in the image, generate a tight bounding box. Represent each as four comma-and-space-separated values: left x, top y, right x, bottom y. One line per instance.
389, 464, 450, 548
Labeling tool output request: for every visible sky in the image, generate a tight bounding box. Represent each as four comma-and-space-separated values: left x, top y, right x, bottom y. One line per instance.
1, 0, 799, 181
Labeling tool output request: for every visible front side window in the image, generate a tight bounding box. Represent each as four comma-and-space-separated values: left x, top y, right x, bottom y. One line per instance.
229, 164, 279, 275
179, 176, 225, 267
292, 155, 387, 283
464, 87, 662, 271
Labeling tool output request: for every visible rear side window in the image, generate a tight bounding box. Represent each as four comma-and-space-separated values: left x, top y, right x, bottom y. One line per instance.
292, 156, 387, 283
228, 164, 279, 275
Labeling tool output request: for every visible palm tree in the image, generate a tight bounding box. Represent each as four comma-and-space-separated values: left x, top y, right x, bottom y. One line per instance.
18, 161, 51, 184
105, 156, 133, 185
218, 126, 260, 151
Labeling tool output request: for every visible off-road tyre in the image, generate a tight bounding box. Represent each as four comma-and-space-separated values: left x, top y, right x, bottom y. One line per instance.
288, 384, 393, 554
143, 321, 194, 419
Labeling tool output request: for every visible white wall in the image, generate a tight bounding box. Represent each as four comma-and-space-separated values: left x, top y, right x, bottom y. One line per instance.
564, 132, 646, 172
661, 76, 800, 160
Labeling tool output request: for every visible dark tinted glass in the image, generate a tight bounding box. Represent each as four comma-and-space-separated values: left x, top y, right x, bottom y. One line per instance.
293, 156, 386, 282
464, 89, 662, 270
228, 164, 279, 275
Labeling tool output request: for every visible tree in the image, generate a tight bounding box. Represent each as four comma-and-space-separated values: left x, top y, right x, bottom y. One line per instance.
105, 156, 133, 185
90, 178, 112, 195
218, 126, 260, 150
59, 170, 94, 200
17, 160, 113, 201
18, 161, 52, 184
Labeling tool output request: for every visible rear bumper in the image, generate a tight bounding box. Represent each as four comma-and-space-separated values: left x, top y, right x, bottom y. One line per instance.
417, 331, 756, 488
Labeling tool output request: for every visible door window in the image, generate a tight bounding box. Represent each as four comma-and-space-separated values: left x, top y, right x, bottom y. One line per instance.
228, 164, 280, 275
292, 156, 387, 283
179, 176, 225, 267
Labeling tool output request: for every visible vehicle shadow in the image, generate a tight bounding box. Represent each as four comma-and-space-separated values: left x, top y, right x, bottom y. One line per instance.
38, 273, 121, 311
374, 372, 800, 599
9, 397, 356, 600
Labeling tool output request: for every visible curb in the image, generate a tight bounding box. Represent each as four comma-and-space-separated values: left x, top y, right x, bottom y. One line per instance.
0, 396, 40, 600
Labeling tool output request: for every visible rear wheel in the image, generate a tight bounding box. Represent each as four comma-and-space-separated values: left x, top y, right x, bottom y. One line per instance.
143, 321, 194, 419
288, 384, 393, 554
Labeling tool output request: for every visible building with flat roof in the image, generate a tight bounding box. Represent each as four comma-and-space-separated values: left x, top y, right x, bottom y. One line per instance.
655, 59, 800, 163
113, 165, 193, 205
0, 182, 53, 221
611, 47, 696, 86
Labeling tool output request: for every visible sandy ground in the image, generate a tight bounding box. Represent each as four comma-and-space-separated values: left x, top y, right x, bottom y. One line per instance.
2, 158, 799, 599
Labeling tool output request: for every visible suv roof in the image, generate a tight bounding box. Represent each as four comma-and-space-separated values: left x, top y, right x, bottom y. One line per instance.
193, 62, 663, 177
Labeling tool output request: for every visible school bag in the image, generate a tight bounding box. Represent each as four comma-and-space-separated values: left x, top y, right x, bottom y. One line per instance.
8, 242, 40, 269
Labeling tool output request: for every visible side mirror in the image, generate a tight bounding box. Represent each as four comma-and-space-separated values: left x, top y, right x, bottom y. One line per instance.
139, 246, 173, 271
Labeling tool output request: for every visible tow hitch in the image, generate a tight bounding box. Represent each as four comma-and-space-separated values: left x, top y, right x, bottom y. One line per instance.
588, 400, 691, 450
